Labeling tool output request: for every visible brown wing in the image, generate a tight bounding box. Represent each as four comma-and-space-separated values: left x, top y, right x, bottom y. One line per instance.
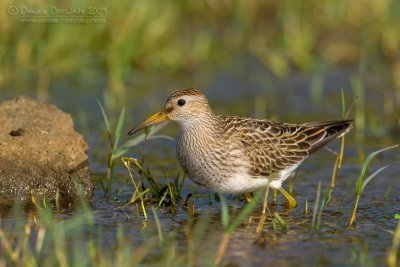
220, 116, 353, 177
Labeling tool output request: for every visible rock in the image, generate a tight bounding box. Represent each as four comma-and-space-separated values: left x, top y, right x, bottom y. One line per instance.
0, 96, 93, 206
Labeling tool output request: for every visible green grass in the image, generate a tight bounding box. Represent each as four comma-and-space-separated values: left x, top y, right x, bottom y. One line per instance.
348, 144, 399, 227
97, 99, 174, 199
215, 189, 264, 265
0, 202, 174, 266
272, 212, 287, 232
119, 155, 186, 220
311, 180, 322, 235
1, 0, 400, 122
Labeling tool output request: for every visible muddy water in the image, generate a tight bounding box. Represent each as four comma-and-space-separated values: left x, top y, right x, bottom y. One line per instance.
1, 68, 399, 266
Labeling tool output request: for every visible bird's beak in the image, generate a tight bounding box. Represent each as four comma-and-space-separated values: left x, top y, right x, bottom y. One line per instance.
128, 111, 169, 135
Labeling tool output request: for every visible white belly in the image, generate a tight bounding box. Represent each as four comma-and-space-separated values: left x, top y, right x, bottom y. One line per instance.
201, 162, 302, 193
209, 169, 270, 193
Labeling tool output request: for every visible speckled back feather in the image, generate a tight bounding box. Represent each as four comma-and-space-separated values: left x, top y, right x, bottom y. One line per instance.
219, 116, 353, 177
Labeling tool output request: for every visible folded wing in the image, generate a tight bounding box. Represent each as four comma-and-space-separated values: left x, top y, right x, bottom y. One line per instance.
220, 116, 353, 177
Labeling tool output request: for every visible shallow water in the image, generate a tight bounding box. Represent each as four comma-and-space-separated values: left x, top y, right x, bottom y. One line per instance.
87, 148, 399, 266
1, 67, 399, 266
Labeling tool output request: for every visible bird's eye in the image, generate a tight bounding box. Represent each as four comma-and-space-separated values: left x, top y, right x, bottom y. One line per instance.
177, 99, 186, 106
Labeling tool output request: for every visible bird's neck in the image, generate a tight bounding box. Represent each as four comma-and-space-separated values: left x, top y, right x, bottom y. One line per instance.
177, 114, 221, 141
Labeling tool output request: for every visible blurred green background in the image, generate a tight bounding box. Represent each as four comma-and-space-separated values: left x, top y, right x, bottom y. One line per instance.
0, 0, 399, 141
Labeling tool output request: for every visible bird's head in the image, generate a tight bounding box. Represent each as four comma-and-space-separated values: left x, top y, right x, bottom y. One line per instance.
128, 88, 211, 135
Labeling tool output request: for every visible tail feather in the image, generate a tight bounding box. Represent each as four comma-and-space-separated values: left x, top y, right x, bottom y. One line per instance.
301, 120, 353, 154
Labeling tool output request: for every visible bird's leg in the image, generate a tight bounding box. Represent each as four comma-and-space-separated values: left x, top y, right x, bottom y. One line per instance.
278, 187, 297, 208
273, 189, 277, 204
244, 192, 253, 202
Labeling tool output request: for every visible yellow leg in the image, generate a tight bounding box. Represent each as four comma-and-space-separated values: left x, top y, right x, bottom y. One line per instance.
278, 187, 297, 208
244, 192, 253, 202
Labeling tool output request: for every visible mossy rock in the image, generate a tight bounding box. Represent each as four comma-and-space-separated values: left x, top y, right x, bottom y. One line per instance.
0, 96, 93, 206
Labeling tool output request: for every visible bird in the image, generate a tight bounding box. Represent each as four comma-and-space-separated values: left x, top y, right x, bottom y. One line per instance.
128, 88, 353, 208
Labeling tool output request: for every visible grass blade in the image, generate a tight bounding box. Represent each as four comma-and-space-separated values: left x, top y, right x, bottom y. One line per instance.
97, 99, 111, 134
121, 134, 174, 150
112, 147, 131, 159
311, 180, 321, 235
341, 88, 346, 117
273, 212, 287, 232
361, 164, 392, 192
151, 207, 163, 243
219, 194, 229, 228
215, 189, 263, 265
357, 145, 398, 190
113, 106, 126, 150
349, 144, 398, 227
225, 189, 263, 234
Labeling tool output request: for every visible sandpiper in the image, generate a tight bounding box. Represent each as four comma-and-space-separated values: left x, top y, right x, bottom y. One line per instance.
129, 88, 352, 208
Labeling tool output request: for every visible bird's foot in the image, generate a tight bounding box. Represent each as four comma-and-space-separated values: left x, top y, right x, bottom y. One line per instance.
278, 187, 297, 208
